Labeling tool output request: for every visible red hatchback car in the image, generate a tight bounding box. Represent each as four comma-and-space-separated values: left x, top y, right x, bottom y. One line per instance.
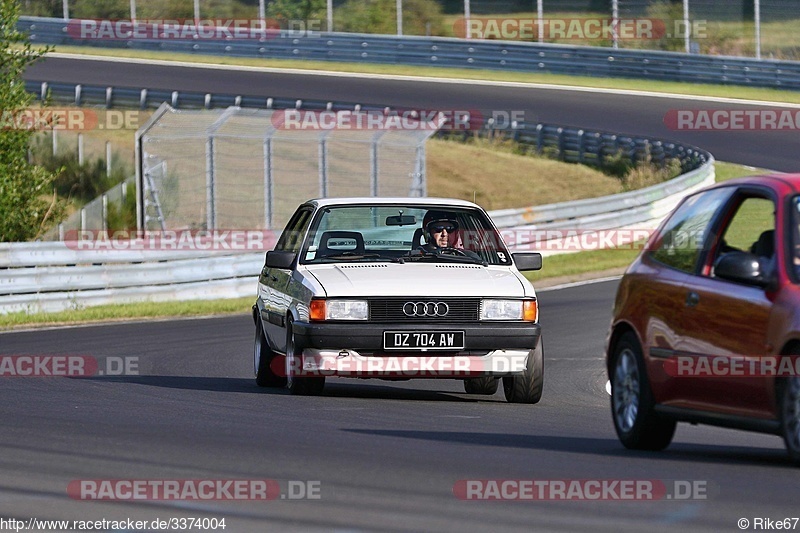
607, 174, 800, 464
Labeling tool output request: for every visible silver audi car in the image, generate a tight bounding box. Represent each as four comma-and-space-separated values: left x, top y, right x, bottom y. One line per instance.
252, 197, 544, 403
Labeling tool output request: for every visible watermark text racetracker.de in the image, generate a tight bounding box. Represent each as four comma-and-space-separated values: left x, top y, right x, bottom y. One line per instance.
67, 479, 321, 501
664, 108, 800, 131
0, 355, 139, 377
664, 355, 800, 378
454, 479, 711, 501
68, 18, 325, 40
65, 228, 704, 253
0, 108, 145, 131
452, 17, 708, 41
64, 230, 279, 251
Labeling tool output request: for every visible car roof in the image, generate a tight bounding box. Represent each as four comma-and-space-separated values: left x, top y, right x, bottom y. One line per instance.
304, 197, 483, 209
708, 173, 800, 193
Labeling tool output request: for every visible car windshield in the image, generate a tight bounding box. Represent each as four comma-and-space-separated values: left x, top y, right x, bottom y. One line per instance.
300, 204, 513, 266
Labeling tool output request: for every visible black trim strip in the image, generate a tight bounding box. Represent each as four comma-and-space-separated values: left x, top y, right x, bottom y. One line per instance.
655, 405, 780, 435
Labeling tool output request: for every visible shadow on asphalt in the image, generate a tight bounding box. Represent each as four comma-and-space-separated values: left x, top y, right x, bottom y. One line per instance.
89, 376, 486, 402
341, 429, 790, 466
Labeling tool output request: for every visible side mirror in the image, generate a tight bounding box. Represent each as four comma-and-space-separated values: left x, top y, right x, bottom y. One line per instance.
266, 250, 296, 270
512, 252, 543, 271
714, 251, 770, 288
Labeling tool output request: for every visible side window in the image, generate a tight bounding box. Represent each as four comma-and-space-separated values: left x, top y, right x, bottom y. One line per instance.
648, 187, 733, 274
712, 195, 776, 274
275, 208, 313, 253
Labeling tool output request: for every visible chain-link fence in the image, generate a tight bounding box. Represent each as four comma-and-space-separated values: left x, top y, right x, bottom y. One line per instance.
137, 105, 434, 232
41, 176, 135, 240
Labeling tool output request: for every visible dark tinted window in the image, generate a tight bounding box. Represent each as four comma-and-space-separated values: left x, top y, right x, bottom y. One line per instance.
275, 208, 313, 253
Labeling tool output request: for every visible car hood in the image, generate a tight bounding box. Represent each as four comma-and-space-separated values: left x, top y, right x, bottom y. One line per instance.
304, 263, 529, 297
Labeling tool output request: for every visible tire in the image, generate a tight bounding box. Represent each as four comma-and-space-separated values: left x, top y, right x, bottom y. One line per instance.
254, 319, 286, 388
285, 316, 325, 396
779, 376, 800, 466
610, 332, 675, 451
503, 336, 544, 404
464, 376, 500, 395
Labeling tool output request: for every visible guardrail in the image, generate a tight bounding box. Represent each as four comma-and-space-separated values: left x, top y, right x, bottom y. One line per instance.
4, 81, 713, 314
19, 16, 800, 91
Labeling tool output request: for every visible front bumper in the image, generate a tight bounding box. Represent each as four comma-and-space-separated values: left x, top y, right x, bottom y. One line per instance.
290, 321, 541, 378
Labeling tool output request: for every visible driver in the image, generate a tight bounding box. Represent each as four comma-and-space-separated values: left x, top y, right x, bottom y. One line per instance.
422, 210, 460, 250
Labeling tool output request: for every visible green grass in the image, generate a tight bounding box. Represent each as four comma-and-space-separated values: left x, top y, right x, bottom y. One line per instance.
47, 45, 800, 105
0, 297, 255, 329
522, 160, 769, 285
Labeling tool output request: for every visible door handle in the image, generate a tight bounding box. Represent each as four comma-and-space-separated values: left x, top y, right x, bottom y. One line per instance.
685, 291, 700, 307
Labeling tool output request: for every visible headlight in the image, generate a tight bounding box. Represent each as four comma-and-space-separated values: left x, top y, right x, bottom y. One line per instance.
310, 299, 368, 321
480, 299, 537, 322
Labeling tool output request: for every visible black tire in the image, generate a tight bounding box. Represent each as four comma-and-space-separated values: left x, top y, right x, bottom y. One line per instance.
286, 316, 325, 396
779, 376, 800, 465
254, 319, 286, 388
610, 332, 675, 451
503, 336, 544, 404
464, 376, 500, 395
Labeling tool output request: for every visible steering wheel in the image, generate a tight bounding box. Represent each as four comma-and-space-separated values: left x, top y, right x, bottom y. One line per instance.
435, 247, 469, 257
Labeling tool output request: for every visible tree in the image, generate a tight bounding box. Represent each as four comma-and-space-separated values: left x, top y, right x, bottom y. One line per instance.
0, 0, 59, 241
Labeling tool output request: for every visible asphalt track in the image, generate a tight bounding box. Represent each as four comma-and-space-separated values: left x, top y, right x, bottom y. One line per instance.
4, 57, 800, 531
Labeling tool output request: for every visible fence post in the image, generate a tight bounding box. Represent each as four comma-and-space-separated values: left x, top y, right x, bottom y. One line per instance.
263, 137, 272, 228
754, 0, 761, 60
52, 128, 58, 156
611, 0, 618, 49
106, 141, 112, 177
319, 133, 328, 197
370, 138, 379, 196
206, 136, 216, 230
537, 0, 543, 43
102, 194, 108, 232
683, 0, 690, 54
78, 133, 84, 165
396, 0, 402, 36
464, 0, 470, 40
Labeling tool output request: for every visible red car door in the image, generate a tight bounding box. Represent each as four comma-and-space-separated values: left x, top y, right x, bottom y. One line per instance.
673, 191, 777, 418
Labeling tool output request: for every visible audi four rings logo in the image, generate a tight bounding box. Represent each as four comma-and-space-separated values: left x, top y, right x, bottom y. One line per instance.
403, 302, 450, 317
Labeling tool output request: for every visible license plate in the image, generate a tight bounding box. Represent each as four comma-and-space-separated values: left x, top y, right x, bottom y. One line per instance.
383, 331, 465, 350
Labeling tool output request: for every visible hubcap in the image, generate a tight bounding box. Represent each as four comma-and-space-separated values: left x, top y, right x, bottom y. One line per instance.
784, 377, 800, 452
613, 348, 640, 433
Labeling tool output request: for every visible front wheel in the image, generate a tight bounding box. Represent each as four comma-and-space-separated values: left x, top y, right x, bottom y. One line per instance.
464, 376, 500, 395
780, 376, 800, 465
286, 316, 325, 396
254, 319, 286, 388
503, 336, 544, 404
610, 332, 675, 451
